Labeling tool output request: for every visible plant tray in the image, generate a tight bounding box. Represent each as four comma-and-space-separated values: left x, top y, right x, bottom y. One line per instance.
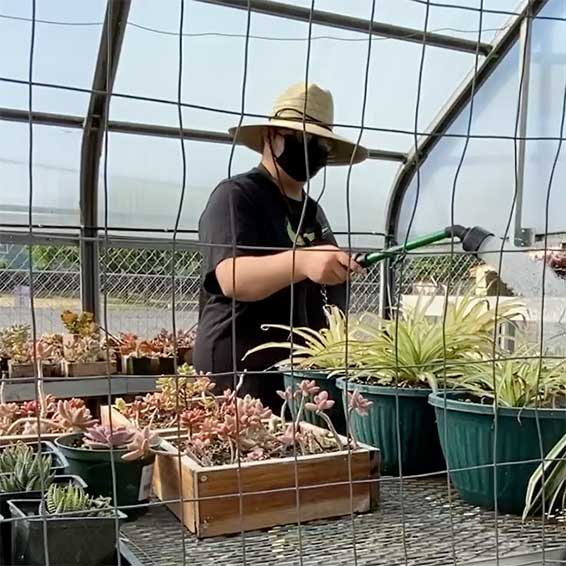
63, 360, 117, 377
8, 362, 60, 379
152, 427, 379, 538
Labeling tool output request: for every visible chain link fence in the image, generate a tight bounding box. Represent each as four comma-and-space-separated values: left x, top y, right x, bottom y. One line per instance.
0, 242, 479, 335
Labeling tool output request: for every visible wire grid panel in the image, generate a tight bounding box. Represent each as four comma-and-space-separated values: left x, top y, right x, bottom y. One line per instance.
0, 243, 81, 334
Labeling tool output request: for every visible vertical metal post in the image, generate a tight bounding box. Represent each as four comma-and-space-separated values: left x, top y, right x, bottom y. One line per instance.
79, 0, 131, 318
513, 17, 534, 247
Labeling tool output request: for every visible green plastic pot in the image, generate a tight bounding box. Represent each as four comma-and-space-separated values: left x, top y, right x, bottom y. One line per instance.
283, 370, 346, 433
336, 378, 445, 476
429, 391, 566, 514
55, 433, 155, 518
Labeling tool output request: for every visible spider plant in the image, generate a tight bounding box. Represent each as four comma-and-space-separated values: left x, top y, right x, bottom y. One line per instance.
454, 347, 566, 408
523, 432, 566, 520
244, 305, 362, 371
349, 294, 523, 389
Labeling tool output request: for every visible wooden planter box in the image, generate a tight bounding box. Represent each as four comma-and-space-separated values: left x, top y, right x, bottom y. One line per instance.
154, 429, 379, 538
8, 361, 60, 378
62, 360, 117, 377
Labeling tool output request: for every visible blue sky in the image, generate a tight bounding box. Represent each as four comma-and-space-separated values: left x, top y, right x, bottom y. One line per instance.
2, 0, 564, 247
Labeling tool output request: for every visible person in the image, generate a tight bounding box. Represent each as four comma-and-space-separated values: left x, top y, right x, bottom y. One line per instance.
192, 82, 368, 408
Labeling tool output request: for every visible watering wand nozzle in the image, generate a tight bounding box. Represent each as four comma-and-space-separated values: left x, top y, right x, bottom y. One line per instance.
353, 225, 493, 269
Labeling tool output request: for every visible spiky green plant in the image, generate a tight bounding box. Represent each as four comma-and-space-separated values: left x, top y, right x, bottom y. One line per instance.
454, 347, 566, 408
523, 433, 566, 521
349, 294, 523, 388
0, 443, 54, 493
244, 306, 360, 370
45, 483, 113, 517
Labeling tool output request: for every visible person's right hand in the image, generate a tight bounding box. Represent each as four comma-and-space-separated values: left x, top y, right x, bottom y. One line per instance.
296, 245, 363, 285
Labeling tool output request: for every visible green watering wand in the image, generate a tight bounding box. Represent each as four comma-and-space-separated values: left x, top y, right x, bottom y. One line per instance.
353, 225, 493, 269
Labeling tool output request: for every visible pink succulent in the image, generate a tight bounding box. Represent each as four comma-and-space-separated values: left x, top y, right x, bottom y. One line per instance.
193, 375, 215, 395
298, 379, 320, 398
276, 387, 293, 402
348, 390, 373, 416
305, 391, 334, 413
246, 447, 265, 461
83, 424, 135, 450
56, 400, 98, 431
122, 426, 159, 462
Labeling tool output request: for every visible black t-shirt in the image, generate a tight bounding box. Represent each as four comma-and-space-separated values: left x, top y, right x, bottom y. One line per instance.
192, 165, 346, 387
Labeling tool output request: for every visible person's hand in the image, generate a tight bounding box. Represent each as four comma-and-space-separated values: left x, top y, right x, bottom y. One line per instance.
296, 245, 363, 285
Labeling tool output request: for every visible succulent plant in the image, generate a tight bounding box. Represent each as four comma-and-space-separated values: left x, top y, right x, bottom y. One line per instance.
63, 335, 102, 364
35, 334, 64, 363
46, 483, 112, 517
122, 426, 160, 462
60, 311, 97, 338
82, 424, 135, 450
0, 325, 31, 363
55, 400, 97, 432
0, 443, 54, 493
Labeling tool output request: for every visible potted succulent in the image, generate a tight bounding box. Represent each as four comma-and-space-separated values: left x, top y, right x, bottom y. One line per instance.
244, 306, 355, 432
335, 294, 522, 476
123, 338, 163, 376
175, 328, 197, 366
9, 483, 126, 566
429, 345, 566, 515
152, 376, 379, 537
0, 442, 84, 565
60, 310, 116, 377
110, 370, 213, 434
0, 395, 97, 440
0, 325, 62, 379
55, 423, 160, 516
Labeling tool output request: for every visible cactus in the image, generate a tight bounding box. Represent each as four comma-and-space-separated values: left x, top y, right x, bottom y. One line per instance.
45, 483, 112, 517
0, 443, 54, 493
82, 424, 135, 450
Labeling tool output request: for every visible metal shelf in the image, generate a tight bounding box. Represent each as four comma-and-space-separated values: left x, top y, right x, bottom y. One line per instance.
3, 375, 159, 402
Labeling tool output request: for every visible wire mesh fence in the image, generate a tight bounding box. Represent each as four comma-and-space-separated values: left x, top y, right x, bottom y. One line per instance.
0, 242, 485, 335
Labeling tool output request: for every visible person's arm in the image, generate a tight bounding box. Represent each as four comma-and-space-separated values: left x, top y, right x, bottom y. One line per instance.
216, 245, 362, 302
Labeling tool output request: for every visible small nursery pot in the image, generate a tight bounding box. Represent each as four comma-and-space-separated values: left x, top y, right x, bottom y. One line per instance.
8, 499, 126, 566
283, 370, 346, 433
336, 378, 445, 476
55, 433, 155, 517
125, 356, 161, 376
429, 391, 566, 515
0, 441, 68, 476
0, 475, 86, 566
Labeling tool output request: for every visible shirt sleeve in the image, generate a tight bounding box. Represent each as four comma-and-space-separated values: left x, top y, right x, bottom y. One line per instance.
199, 180, 260, 297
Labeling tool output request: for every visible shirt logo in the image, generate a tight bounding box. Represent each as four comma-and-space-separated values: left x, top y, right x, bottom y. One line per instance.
286, 221, 315, 247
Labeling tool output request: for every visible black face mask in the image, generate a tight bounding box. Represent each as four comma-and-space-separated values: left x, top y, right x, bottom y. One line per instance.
274, 134, 329, 182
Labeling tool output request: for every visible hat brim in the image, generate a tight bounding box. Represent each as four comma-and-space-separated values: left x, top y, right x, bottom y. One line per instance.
228, 119, 368, 166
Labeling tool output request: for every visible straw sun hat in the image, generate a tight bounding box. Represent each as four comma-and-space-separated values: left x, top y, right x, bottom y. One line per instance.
228, 82, 368, 166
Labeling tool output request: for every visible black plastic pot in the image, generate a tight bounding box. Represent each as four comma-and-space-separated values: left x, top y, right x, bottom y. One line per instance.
283, 370, 346, 433
429, 391, 566, 514
55, 433, 155, 518
0, 475, 86, 566
8, 499, 126, 566
336, 378, 445, 476
125, 356, 175, 375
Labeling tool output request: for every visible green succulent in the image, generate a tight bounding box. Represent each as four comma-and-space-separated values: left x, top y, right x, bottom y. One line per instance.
46, 483, 113, 517
0, 443, 54, 493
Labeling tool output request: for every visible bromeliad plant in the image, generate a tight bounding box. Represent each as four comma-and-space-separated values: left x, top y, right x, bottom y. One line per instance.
0, 442, 54, 493
523, 432, 566, 521
177, 377, 371, 466
45, 483, 113, 517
